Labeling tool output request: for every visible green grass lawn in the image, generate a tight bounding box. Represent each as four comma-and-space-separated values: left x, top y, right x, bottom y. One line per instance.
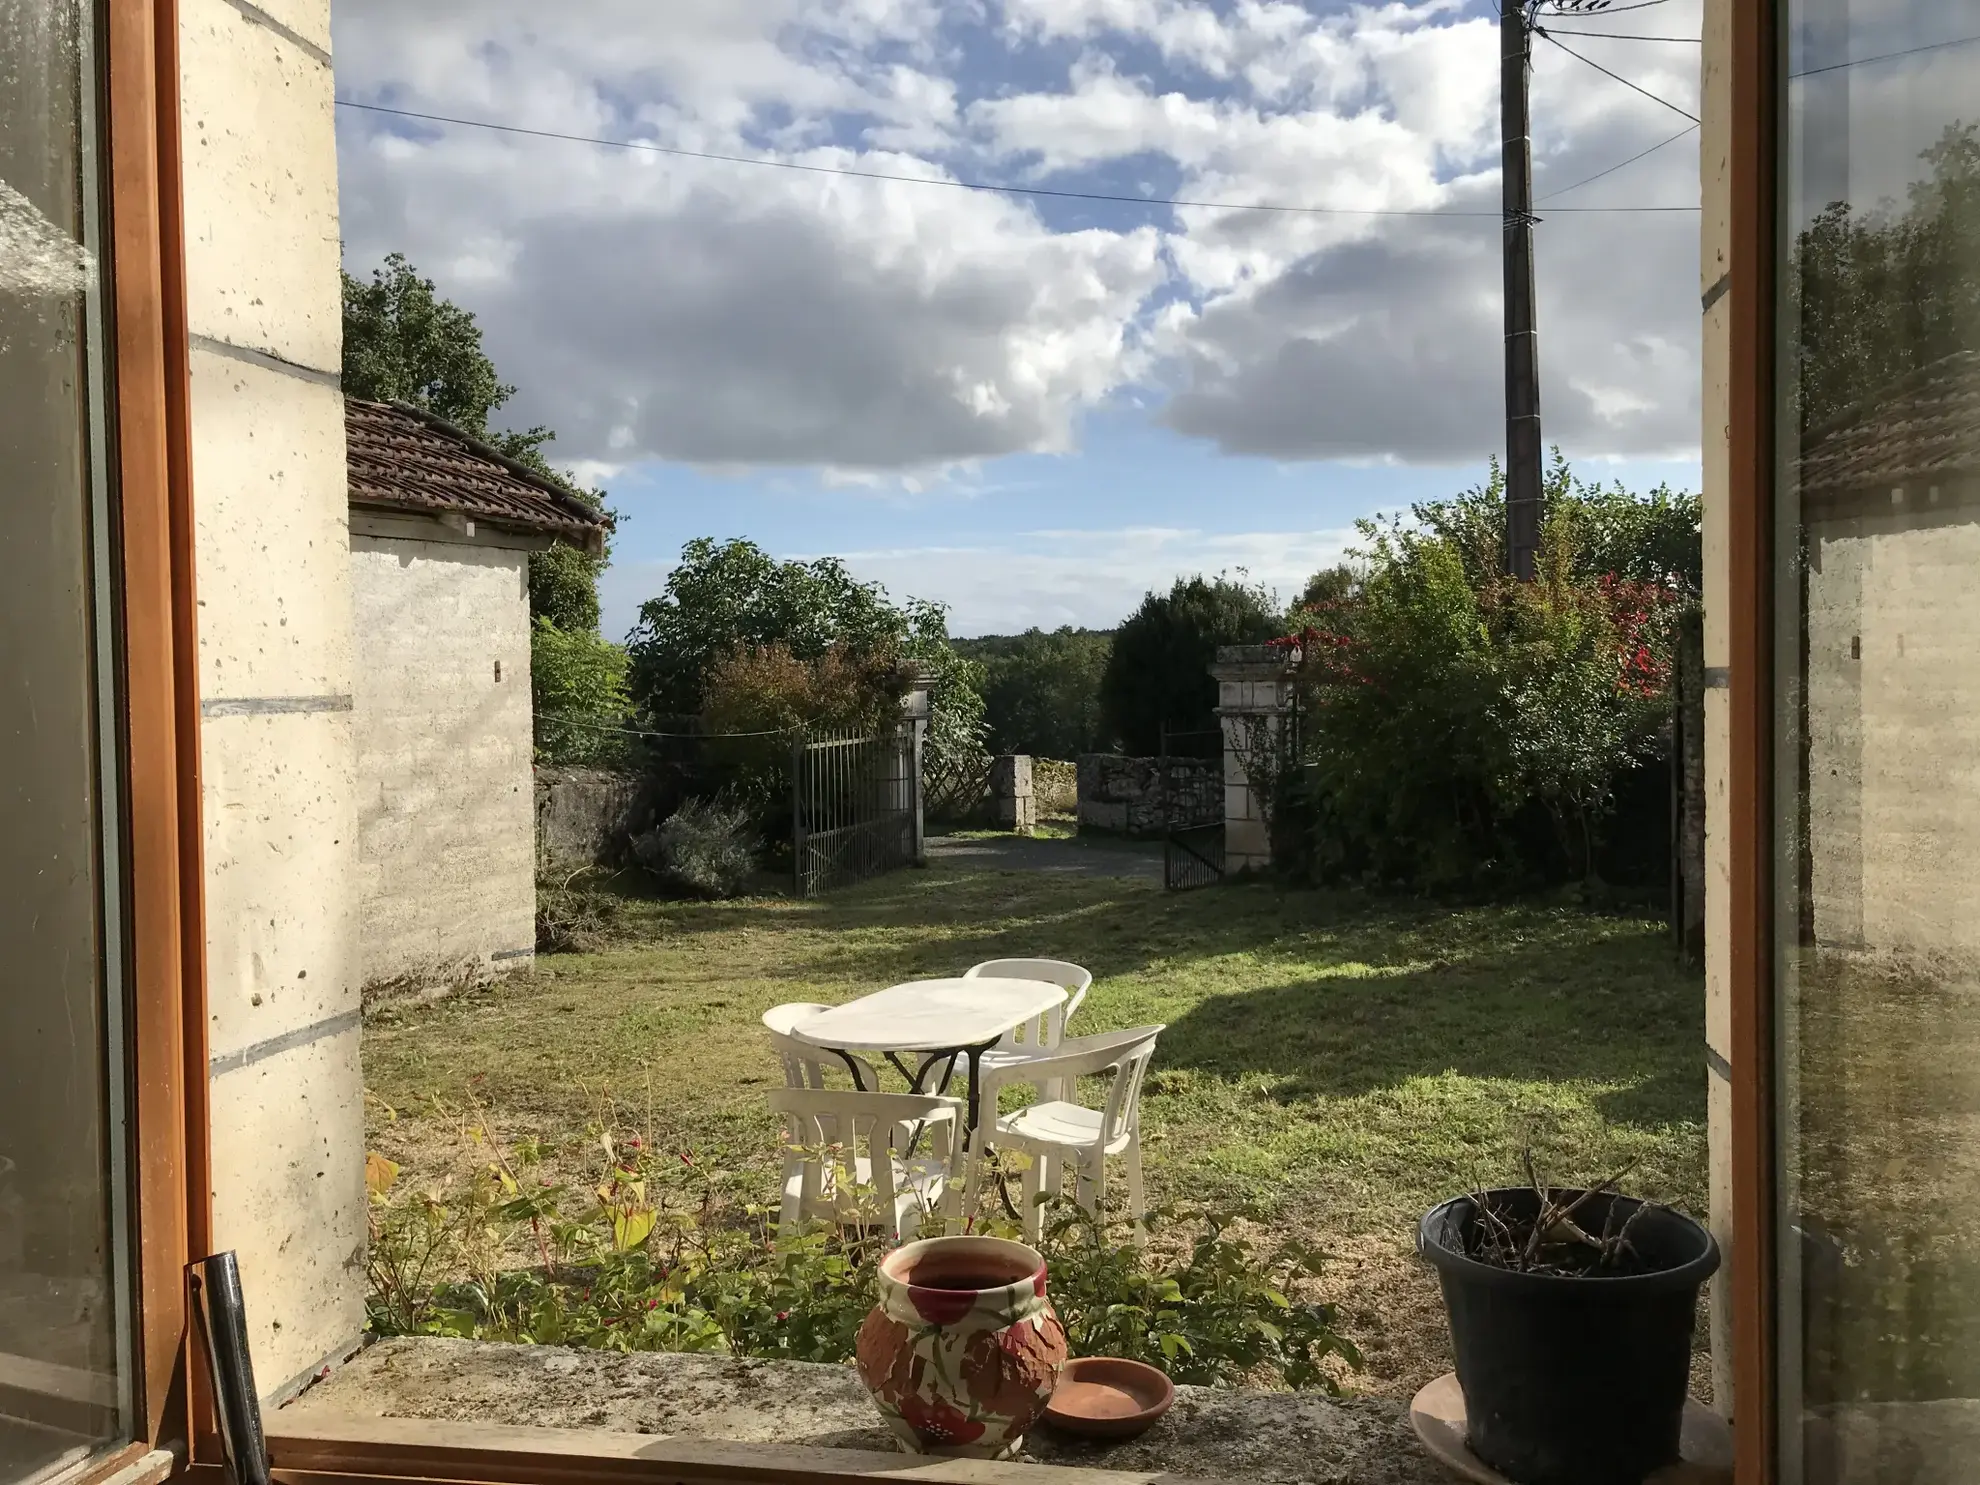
363, 849, 1705, 1396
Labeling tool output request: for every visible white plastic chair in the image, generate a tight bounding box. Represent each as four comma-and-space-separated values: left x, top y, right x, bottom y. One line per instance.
762, 1002, 877, 1090
769, 1088, 961, 1242
963, 960, 1095, 1082
961, 1025, 1164, 1244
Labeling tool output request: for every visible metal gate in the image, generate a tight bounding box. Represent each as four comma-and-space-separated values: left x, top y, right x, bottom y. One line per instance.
1160, 724, 1225, 891
792, 725, 918, 897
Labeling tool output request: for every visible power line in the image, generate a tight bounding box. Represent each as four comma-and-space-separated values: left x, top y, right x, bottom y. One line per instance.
336, 100, 1496, 217
1538, 0, 1675, 14
335, 98, 1698, 216
1790, 30, 1980, 79
1538, 27, 1698, 40
1534, 30, 1702, 122
1536, 121, 1697, 201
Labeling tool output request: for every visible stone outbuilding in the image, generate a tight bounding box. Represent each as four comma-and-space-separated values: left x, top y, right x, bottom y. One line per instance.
344, 399, 611, 990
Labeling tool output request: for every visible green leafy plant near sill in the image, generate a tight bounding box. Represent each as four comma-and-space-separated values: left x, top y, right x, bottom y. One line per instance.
364, 1119, 1359, 1388
1037, 1200, 1360, 1391
365, 1129, 880, 1363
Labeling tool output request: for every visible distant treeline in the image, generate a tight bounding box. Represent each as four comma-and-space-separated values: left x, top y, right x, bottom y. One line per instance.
952, 571, 1284, 760
952, 626, 1114, 760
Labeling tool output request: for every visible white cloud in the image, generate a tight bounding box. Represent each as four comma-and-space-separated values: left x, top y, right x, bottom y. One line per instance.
598, 525, 1356, 639
334, 0, 1706, 475
336, 1, 1172, 475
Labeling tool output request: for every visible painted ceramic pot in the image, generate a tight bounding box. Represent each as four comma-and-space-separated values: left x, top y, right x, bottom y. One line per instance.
855, 1234, 1068, 1458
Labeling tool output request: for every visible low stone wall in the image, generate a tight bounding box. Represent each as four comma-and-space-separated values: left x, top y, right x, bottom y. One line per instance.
283, 1337, 1445, 1485
1076, 754, 1220, 836
534, 765, 643, 873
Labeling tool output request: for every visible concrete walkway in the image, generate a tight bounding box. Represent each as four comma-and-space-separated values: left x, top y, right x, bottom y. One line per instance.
926, 832, 1163, 881
285, 1338, 1447, 1485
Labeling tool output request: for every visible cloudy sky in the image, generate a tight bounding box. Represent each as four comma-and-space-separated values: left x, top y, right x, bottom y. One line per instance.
331, 0, 1705, 637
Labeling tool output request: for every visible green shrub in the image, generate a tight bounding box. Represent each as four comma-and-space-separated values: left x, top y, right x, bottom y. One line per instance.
532, 618, 632, 765
1033, 759, 1077, 818
630, 800, 757, 898
1288, 463, 1690, 892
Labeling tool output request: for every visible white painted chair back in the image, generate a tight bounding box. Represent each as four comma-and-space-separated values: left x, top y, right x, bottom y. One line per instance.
964, 958, 1094, 1049
984, 1025, 1162, 1150
768, 1087, 960, 1241
961, 1025, 1164, 1242
762, 1002, 875, 1089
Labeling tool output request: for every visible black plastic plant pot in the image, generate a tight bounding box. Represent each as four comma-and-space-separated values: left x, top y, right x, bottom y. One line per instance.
1418, 1188, 1720, 1485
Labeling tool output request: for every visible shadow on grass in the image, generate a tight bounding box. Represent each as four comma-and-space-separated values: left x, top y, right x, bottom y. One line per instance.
576, 865, 1701, 1130
1151, 919, 1700, 1126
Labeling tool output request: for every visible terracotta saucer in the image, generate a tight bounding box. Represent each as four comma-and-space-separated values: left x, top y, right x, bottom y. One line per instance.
1042, 1357, 1176, 1441
1409, 1372, 1733, 1485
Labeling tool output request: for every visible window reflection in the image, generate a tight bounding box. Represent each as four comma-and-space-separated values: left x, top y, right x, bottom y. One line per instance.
0, 0, 129, 1480
1778, 1, 1980, 1479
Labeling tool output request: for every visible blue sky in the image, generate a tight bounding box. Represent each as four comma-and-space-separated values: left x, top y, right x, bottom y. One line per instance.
332, 0, 1705, 637
597, 423, 1703, 638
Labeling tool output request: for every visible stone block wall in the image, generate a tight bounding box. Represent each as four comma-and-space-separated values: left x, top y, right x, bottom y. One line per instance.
350, 537, 537, 986
180, 0, 365, 1402
1076, 754, 1220, 836
536, 765, 644, 871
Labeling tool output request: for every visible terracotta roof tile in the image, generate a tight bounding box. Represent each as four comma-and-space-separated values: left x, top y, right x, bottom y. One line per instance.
1800, 351, 1980, 500
345, 398, 611, 554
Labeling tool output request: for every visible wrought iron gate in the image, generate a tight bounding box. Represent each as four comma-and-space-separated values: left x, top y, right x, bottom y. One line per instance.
1160, 724, 1225, 891
792, 725, 918, 897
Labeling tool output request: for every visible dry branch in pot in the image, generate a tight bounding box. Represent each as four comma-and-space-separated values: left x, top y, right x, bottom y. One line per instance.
1463, 1153, 1655, 1277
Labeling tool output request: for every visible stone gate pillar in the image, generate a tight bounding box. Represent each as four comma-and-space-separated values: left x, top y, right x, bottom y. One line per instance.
991, 755, 1036, 835
1213, 644, 1298, 872
902, 667, 936, 864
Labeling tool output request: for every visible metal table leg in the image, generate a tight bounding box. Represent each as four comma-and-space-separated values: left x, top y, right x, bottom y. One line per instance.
888, 1050, 958, 1093
964, 1042, 995, 1134
831, 1049, 869, 1091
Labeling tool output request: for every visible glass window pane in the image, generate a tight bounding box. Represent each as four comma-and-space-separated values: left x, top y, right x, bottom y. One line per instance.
0, 0, 130, 1480
1775, 0, 1980, 1477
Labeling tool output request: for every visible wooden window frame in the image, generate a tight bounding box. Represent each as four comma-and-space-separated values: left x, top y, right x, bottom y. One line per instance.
1726, 0, 1778, 1480
91, 0, 1784, 1479
101, 0, 210, 1470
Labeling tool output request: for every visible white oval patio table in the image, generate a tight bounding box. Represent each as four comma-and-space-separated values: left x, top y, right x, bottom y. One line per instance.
795, 976, 1069, 1133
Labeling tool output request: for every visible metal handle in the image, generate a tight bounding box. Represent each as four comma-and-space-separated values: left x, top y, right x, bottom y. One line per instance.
189, 1252, 272, 1485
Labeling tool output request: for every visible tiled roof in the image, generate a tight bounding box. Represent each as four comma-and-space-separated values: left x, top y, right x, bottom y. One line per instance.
1800, 351, 1980, 499
345, 398, 611, 554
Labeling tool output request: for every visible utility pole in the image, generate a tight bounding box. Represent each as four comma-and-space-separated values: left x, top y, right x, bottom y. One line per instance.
1501, 0, 1543, 580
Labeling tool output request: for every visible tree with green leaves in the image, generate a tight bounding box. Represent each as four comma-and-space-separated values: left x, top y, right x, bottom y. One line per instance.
341, 252, 613, 634
957, 627, 1115, 758
342, 252, 625, 758
1346, 451, 1701, 600
1100, 576, 1281, 755
626, 537, 987, 782
627, 537, 919, 718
